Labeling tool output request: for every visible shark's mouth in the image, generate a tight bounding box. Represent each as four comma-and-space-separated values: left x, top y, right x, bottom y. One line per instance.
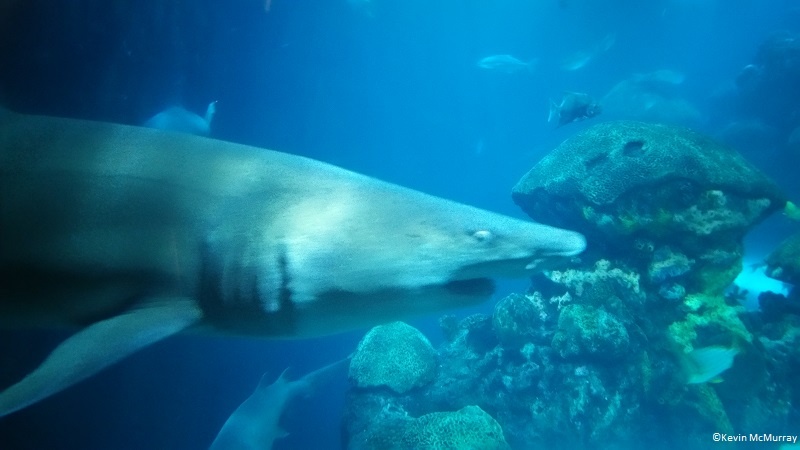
444, 278, 496, 297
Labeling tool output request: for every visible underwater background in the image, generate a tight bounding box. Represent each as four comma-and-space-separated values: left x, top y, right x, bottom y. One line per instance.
0, 0, 799, 449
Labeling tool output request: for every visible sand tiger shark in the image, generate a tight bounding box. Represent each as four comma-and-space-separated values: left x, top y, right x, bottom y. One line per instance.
0, 107, 586, 416
209, 357, 349, 450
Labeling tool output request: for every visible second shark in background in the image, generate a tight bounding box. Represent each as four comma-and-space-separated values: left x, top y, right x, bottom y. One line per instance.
209, 358, 350, 450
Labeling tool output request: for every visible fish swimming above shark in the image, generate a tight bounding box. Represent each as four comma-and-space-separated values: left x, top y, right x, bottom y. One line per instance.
0, 107, 586, 417
209, 357, 349, 450
477, 54, 538, 74
143, 101, 217, 136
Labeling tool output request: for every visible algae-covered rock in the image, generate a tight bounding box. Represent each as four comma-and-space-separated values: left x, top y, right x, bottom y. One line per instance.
349, 321, 436, 394
513, 121, 785, 297
492, 293, 545, 348
512, 120, 785, 242
551, 304, 630, 361
648, 246, 694, 283
765, 231, 800, 285
547, 259, 644, 306
667, 293, 752, 353
442, 313, 498, 353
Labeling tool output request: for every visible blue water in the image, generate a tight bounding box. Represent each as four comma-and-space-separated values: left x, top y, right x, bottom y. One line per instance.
0, 0, 798, 449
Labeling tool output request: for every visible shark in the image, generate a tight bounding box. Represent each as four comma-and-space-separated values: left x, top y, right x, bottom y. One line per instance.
0, 107, 586, 417
209, 358, 349, 450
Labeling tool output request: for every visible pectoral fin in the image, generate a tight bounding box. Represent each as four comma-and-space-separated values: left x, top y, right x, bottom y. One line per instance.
0, 298, 203, 417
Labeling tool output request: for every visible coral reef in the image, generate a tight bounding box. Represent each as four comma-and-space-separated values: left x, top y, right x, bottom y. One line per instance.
648, 246, 694, 284
667, 293, 752, 353
347, 403, 509, 450
341, 122, 796, 450
512, 119, 782, 302
348, 321, 437, 394
400, 406, 509, 450
548, 259, 642, 301
512, 122, 784, 252
551, 304, 630, 361
492, 293, 554, 348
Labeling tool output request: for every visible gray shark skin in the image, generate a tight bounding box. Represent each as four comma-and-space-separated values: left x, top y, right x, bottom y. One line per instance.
209, 358, 349, 450
0, 109, 586, 416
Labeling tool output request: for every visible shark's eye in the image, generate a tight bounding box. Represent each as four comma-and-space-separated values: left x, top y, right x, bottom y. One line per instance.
471, 230, 494, 242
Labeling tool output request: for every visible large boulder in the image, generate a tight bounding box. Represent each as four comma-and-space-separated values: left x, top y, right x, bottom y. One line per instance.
512, 121, 786, 294
349, 321, 437, 394
513, 121, 784, 239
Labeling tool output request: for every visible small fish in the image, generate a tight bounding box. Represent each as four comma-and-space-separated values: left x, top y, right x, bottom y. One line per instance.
143, 101, 217, 136
548, 92, 601, 127
785, 201, 800, 221
477, 55, 537, 74
683, 346, 739, 384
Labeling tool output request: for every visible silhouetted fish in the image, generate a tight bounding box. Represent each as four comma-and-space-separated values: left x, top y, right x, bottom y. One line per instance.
548, 92, 601, 127
478, 55, 537, 74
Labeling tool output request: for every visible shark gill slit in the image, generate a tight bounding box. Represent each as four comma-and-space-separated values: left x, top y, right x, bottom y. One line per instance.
274, 247, 298, 335
196, 240, 298, 334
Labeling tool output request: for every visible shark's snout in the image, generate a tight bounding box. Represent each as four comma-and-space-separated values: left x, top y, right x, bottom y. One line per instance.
550, 230, 587, 257
521, 229, 586, 271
